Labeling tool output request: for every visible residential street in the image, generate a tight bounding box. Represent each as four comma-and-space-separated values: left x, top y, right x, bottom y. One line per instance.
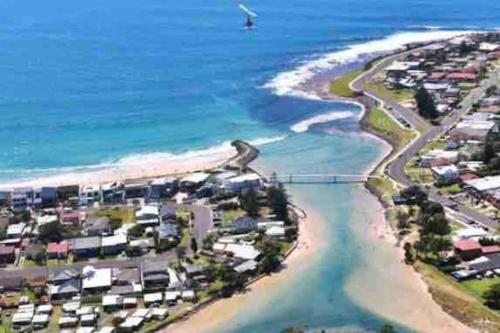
352, 49, 499, 230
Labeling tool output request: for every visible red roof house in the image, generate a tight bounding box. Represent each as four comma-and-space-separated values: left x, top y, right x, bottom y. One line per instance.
47, 242, 70, 259
481, 245, 500, 255
447, 72, 477, 82
454, 239, 482, 260
429, 72, 446, 80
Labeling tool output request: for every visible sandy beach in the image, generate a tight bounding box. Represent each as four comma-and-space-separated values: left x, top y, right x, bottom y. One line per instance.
344, 187, 476, 333
0, 146, 235, 190
165, 202, 328, 333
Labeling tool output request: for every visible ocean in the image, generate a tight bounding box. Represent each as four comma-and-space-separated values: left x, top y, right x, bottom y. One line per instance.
1, 0, 499, 331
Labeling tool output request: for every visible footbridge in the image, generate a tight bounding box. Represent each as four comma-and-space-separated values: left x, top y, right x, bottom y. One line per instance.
267, 173, 379, 185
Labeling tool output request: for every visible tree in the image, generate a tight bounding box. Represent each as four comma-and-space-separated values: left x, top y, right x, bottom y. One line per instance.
190, 237, 198, 253
415, 87, 438, 119
396, 211, 410, 229
421, 213, 450, 236
38, 222, 64, 244
483, 283, 500, 309
128, 224, 143, 238
176, 245, 186, 265
240, 188, 259, 217
400, 186, 427, 206
109, 218, 122, 231
34, 249, 46, 265
267, 184, 290, 223
403, 242, 415, 264
379, 324, 397, 333
256, 236, 281, 274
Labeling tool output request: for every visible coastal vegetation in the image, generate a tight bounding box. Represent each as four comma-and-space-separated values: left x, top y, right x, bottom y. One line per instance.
329, 69, 363, 97
365, 107, 415, 150
364, 82, 413, 103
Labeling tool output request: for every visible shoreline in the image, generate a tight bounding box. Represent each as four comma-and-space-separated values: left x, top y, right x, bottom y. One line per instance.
165, 201, 328, 333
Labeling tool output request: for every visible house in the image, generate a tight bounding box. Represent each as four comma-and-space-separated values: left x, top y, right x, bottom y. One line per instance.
157, 223, 179, 242
80, 185, 102, 205
451, 117, 497, 142
149, 177, 177, 201
59, 316, 78, 328
165, 291, 181, 306
220, 243, 261, 260
25, 242, 44, 260
85, 217, 111, 236
469, 253, 500, 274
71, 237, 101, 259
431, 165, 459, 185
181, 290, 196, 302
454, 239, 482, 261
128, 238, 154, 254
108, 283, 142, 297
56, 185, 80, 204
221, 173, 262, 193
0, 276, 22, 291
135, 205, 160, 227
114, 268, 141, 285
47, 241, 69, 259
49, 278, 81, 300
81, 265, 112, 294
141, 260, 169, 290
0, 191, 10, 207
447, 72, 477, 82
231, 216, 258, 233
33, 187, 57, 209
118, 316, 144, 333
266, 226, 286, 237
49, 269, 79, 284
32, 314, 50, 329
102, 294, 123, 312
143, 292, 163, 306
36, 304, 53, 315
0, 246, 16, 265
11, 188, 33, 211
464, 175, 500, 197
37, 214, 58, 227
124, 181, 149, 200
59, 209, 81, 226
102, 182, 124, 204
101, 234, 127, 255
419, 150, 459, 167
7, 222, 27, 238
179, 172, 210, 192
234, 260, 258, 274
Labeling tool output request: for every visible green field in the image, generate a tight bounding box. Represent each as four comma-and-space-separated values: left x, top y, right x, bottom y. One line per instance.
329, 69, 363, 97
366, 108, 415, 150
94, 207, 136, 223
364, 82, 414, 103
462, 277, 500, 301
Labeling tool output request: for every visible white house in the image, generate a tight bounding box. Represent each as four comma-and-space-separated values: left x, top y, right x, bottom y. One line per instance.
431, 165, 459, 184
82, 266, 112, 293
135, 205, 160, 226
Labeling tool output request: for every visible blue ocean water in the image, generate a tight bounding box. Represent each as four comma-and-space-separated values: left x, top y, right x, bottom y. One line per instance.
1, 0, 499, 332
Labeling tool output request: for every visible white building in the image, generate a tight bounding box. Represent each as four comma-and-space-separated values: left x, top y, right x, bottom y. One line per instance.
82, 266, 112, 293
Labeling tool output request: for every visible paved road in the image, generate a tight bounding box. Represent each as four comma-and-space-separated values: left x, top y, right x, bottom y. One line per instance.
187, 204, 213, 249
353, 48, 499, 230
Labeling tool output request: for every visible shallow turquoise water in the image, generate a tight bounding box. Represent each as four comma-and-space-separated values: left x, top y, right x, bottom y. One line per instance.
1, 1, 499, 331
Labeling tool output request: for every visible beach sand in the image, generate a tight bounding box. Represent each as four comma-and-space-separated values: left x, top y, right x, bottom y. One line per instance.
0, 148, 234, 190
344, 187, 476, 333
165, 203, 328, 333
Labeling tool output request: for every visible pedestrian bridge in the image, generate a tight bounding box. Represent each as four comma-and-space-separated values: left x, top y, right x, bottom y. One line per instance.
268, 173, 379, 184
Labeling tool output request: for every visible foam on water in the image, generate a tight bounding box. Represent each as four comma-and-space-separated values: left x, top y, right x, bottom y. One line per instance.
290, 111, 355, 133
0, 135, 287, 189
264, 30, 473, 98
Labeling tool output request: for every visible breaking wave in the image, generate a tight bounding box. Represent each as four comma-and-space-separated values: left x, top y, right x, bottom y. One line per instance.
264, 30, 473, 98
290, 111, 355, 133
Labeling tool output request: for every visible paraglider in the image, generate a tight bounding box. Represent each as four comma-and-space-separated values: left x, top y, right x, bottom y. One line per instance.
239, 1, 257, 29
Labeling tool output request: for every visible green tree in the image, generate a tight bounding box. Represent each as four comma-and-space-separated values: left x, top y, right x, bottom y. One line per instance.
38, 222, 64, 244
483, 283, 500, 309
403, 242, 415, 264
379, 323, 397, 333
240, 188, 259, 217
34, 249, 46, 265
256, 236, 281, 274
415, 87, 438, 119
128, 224, 143, 238
396, 211, 410, 229
267, 184, 290, 223
109, 218, 122, 231
190, 237, 198, 253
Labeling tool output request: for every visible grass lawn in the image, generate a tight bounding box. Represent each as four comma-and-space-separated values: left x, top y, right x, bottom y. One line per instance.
329, 69, 363, 97
46, 306, 63, 332
22, 259, 39, 268
414, 261, 500, 331
436, 183, 463, 195
450, 221, 466, 234
222, 208, 246, 226
366, 108, 415, 150
364, 82, 414, 103
462, 277, 500, 301
405, 167, 434, 184
367, 176, 396, 200
280, 241, 294, 256
94, 207, 136, 223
